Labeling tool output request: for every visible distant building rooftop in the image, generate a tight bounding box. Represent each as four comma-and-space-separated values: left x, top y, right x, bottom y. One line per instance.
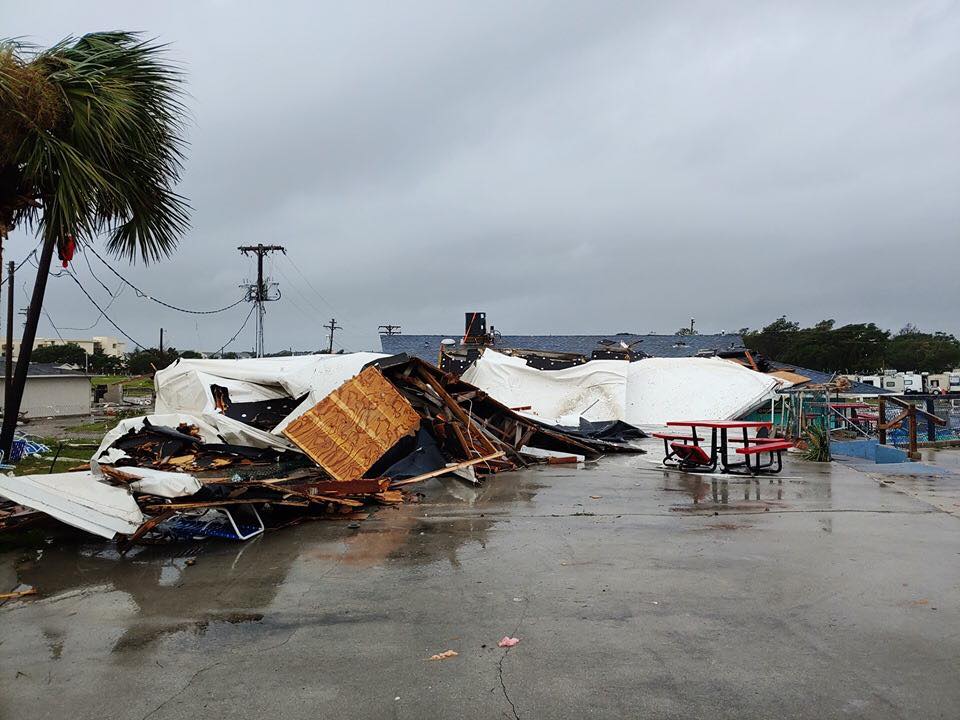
26, 363, 89, 378
380, 333, 746, 363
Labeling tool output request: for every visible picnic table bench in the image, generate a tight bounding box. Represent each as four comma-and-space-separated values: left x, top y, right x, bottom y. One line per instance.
657, 420, 790, 474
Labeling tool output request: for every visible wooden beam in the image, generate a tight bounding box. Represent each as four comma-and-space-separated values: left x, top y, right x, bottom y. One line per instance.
886, 396, 946, 425
0, 588, 37, 601
879, 407, 910, 430
389, 451, 506, 488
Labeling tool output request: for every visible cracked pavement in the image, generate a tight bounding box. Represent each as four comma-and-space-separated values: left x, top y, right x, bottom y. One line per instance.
1, 442, 959, 718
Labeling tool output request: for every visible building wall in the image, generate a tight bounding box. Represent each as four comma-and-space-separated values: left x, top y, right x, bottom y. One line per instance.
92, 336, 126, 356
4, 377, 92, 418
3, 336, 126, 359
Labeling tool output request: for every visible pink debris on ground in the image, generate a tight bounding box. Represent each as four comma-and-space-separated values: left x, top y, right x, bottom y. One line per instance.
498, 636, 520, 648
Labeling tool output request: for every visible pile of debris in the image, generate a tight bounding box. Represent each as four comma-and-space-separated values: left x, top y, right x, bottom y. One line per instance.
0, 354, 644, 543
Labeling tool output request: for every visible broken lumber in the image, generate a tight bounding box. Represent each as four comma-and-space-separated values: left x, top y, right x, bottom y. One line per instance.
389, 451, 506, 487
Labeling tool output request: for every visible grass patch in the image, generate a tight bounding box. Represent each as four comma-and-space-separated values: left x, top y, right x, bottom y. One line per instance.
91, 375, 153, 393
11, 436, 97, 475
65, 409, 141, 435
64, 419, 120, 434
13, 455, 86, 475
91, 375, 125, 385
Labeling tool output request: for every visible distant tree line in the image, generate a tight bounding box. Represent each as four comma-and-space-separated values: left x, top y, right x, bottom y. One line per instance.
25, 343, 212, 375
742, 318, 960, 373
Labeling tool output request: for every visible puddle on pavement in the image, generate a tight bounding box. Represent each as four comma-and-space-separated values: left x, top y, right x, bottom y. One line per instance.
664, 474, 790, 512
0, 470, 546, 643
113, 612, 264, 652
918, 447, 960, 469
657, 458, 841, 513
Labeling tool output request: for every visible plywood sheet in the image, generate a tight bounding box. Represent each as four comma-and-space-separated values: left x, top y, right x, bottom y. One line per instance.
768, 370, 811, 385
282, 366, 420, 481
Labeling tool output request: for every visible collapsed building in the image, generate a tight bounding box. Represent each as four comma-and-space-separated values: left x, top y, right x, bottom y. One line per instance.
0, 353, 645, 542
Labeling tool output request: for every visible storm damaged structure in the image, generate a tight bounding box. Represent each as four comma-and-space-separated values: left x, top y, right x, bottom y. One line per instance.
0, 353, 645, 543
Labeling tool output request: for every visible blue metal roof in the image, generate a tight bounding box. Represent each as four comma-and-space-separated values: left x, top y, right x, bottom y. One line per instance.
380, 333, 745, 362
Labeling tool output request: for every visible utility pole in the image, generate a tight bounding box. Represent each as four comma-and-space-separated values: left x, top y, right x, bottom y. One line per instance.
324, 318, 342, 354
159, 327, 164, 355
4, 261, 12, 406
238, 244, 285, 357
0, 233, 58, 460
378, 324, 401, 335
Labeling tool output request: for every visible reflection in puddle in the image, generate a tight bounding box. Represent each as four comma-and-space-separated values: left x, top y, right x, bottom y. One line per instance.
665, 473, 792, 512
2, 470, 546, 659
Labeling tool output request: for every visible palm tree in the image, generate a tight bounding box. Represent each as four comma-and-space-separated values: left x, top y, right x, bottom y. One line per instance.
0, 31, 189, 457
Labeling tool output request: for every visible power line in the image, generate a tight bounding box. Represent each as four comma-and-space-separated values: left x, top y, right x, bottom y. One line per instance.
214, 303, 257, 356
83, 243, 246, 315
61, 271, 145, 349
0, 246, 40, 287
80, 246, 115, 297
281, 254, 338, 314
57, 283, 125, 331
41, 307, 64, 342
273, 262, 325, 318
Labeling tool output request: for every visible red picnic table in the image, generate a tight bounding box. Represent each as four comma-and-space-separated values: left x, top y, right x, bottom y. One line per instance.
652, 420, 791, 474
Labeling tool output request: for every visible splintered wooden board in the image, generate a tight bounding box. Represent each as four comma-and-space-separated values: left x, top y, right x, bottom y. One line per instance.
768, 370, 811, 385
282, 366, 420, 481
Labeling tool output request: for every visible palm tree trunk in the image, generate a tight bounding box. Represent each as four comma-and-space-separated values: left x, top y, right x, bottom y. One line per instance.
0, 234, 57, 460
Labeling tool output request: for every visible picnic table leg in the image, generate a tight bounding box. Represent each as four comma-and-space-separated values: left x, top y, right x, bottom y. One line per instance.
742, 427, 754, 475
720, 428, 729, 470
709, 427, 718, 470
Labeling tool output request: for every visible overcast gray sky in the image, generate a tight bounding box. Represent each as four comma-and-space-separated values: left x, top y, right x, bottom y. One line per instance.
5, 1, 959, 353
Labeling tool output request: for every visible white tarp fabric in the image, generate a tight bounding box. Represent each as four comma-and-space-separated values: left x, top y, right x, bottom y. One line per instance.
623, 356, 780, 425
94, 353, 390, 459
461, 351, 627, 423
0, 472, 144, 539
154, 353, 386, 420
462, 350, 780, 426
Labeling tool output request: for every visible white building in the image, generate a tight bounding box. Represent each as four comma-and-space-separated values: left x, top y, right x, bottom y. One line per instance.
0, 364, 92, 418
3, 335, 126, 360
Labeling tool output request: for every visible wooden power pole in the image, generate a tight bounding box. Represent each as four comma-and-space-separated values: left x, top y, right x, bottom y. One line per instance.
238, 244, 285, 357
324, 318, 342, 354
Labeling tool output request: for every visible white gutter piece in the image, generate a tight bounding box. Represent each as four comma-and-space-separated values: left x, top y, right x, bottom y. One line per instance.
0, 472, 144, 539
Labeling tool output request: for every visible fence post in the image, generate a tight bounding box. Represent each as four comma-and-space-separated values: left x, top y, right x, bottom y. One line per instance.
925, 398, 936, 442
878, 397, 886, 445
908, 405, 919, 460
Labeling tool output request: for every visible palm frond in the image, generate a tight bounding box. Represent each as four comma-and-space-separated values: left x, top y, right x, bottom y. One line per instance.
0, 31, 189, 261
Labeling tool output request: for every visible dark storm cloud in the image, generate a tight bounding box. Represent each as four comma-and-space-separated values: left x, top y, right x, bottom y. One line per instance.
5, 1, 959, 352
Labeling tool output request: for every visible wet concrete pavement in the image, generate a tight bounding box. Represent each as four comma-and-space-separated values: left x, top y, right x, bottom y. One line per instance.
2, 444, 959, 719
